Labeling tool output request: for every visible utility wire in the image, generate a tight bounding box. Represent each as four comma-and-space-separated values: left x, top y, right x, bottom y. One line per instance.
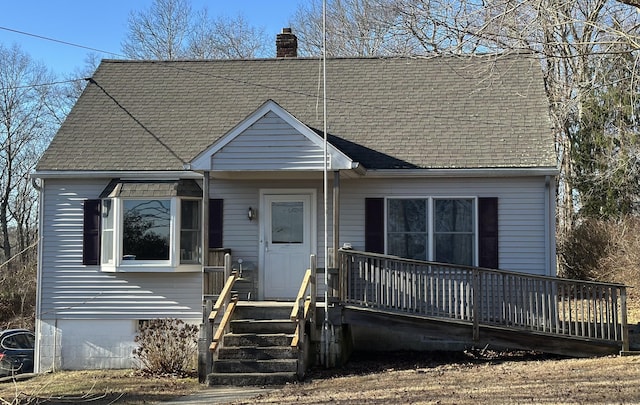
0, 25, 124, 58
0, 77, 88, 92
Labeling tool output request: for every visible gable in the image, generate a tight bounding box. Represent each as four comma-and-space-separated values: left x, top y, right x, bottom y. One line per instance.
191, 100, 354, 172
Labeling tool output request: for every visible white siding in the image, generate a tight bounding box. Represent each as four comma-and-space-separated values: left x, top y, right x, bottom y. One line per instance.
209, 175, 552, 295
210, 179, 329, 269
39, 179, 202, 320
338, 176, 551, 275
36, 174, 551, 371
212, 112, 327, 171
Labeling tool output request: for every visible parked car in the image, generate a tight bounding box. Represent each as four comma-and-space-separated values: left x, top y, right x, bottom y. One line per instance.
0, 329, 35, 377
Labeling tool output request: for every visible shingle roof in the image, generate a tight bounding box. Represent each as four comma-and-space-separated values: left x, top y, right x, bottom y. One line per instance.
36, 54, 556, 172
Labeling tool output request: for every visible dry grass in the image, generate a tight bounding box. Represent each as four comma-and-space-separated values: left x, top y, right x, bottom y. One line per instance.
236, 352, 640, 405
0, 369, 200, 404
3, 352, 640, 404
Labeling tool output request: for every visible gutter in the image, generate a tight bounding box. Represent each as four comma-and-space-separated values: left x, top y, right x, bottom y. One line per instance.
363, 167, 559, 178
544, 175, 552, 276
31, 170, 203, 180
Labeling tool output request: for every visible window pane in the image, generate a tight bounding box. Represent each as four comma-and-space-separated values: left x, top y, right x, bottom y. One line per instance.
388, 233, 427, 260
123, 199, 170, 260
435, 199, 473, 232
181, 200, 200, 230
435, 234, 474, 266
180, 200, 201, 264
387, 199, 426, 232
434, 199, 475, 266
387, 199, 427, 260
101, 199, 114, 264
271, 201, 303, 244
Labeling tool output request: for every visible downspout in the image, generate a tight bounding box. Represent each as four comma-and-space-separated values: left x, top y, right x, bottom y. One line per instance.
31, 176, 44, 373
199, 171, 211, 380
332, 171, 340, 270
202, 171, 210, 269
544, 175, 551, 276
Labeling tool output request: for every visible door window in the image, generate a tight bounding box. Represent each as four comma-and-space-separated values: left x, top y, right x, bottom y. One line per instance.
271, 201, 304, 244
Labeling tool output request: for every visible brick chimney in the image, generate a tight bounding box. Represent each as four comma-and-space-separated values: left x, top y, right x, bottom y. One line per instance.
276, 28, 297, 58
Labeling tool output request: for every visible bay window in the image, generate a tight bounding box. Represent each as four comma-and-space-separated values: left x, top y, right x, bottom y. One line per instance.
94, 179, 202, 271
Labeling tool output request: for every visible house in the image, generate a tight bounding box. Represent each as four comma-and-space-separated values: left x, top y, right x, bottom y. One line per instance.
32, 33, 558, 371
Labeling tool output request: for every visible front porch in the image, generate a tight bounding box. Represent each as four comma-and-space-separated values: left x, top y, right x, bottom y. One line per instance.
198, 249, 629, 385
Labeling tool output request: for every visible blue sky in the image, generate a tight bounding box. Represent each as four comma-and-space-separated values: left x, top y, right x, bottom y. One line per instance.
0, 1, 300, 77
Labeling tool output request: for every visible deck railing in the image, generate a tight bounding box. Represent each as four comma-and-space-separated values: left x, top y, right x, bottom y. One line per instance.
338, 250, 628, 349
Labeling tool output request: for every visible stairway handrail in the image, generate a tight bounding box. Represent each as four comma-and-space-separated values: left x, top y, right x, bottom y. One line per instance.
210, 298, 237, 351
291, 255, 317, 348
208, 253, 238, 352
209, 271, 238, 321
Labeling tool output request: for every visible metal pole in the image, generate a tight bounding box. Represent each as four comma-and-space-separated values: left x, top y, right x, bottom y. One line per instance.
322, 0, 331, 368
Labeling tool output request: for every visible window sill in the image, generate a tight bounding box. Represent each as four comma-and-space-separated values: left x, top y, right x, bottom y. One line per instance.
101, 264, 202, 273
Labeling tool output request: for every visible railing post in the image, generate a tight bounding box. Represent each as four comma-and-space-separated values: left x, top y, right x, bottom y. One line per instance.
621, 286, 629, 352
308, 254, 317, 343
224, 253, 232, 279
473, 268, 480, 341
199, 297, 214, 383
310, 254, 317, 312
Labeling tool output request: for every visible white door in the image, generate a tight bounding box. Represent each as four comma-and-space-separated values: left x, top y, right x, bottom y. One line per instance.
261, 193, 314, 300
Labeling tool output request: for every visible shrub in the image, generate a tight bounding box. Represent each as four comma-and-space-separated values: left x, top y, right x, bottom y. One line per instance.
133, 318, 199, 377
559, 216, 640, 283
558, 218, 612, 280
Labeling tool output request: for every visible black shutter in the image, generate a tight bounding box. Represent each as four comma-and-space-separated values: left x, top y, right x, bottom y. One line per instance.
365, 198, 384, 253
82, 199, 101, 265
209, 199, 223, 248
478, 197, 499, 269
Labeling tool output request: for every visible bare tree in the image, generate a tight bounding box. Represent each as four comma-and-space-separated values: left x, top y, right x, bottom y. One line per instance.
188, 12, 269, 59
122, 0, 270, 60
0, 44, 57, 263
122, 0, 193, 59
290, 0, 420, 56
388, 0, 640, 238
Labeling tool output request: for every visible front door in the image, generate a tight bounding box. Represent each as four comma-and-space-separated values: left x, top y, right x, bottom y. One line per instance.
261, 192, 315, 300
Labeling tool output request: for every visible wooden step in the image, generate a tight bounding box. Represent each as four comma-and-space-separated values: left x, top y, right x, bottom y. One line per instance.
218, 346, 297, 360
213, 359, 298, 373
230, 319, 296, 334
207, 372, 298, 386
222, 333, 293, 347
